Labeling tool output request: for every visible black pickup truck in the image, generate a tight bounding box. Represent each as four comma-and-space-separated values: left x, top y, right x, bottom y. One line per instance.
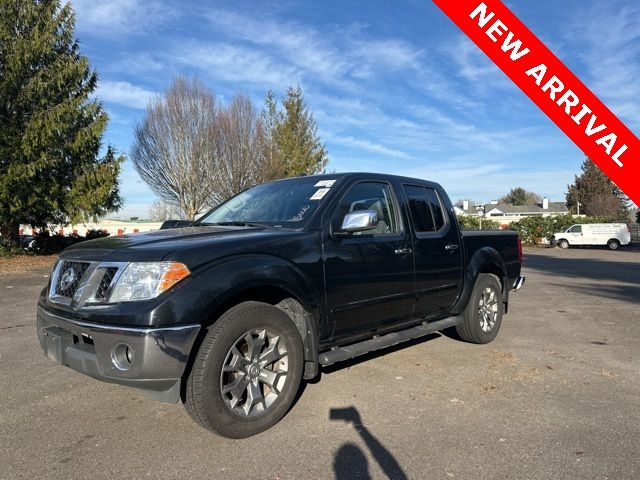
37, 173, 524, 438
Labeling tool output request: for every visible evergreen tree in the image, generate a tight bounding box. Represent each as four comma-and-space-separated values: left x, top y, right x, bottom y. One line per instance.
260, 90, 283, 179
566, 158, 628, 221
0, 0, 122, 244
263, 86, 328, 177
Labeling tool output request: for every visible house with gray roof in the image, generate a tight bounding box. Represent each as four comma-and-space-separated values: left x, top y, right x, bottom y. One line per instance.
484, 197, 568, 225
456, 198, 569, 226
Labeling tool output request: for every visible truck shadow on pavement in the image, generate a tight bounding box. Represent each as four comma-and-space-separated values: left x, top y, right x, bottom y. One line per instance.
330, 406, 408, 480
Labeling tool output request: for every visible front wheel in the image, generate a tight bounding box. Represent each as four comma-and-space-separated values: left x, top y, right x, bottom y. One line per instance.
456, 274, 503, 344
607, 239, 620, 250
557, 239, 569, 249
185, 301, 304, 438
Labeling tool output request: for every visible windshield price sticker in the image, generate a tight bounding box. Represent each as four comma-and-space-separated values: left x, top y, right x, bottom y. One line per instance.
314, 180, 336, 188
432, 0, 640, 206
310, 188, 330, 200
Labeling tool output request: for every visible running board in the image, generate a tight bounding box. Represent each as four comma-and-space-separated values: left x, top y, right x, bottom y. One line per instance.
318, 316, 462, 366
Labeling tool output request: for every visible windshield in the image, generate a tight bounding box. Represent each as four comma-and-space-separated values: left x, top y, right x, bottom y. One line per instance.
197, 176, 341, 227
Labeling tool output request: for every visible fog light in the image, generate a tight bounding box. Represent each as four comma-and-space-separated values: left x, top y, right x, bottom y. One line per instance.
112, 343, 134, 370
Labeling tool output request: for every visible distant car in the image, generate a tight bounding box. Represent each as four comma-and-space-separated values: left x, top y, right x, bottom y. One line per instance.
19, 235, 36, 250
552, 223, 631, 250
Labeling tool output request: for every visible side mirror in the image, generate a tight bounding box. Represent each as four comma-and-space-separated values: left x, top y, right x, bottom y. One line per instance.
338, 210, 379, 234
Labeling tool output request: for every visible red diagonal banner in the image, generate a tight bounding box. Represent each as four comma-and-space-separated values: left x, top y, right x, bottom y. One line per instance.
433, 0, 640, 206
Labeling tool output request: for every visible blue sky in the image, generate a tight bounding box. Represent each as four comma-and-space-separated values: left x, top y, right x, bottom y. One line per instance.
70, 0, 640, 218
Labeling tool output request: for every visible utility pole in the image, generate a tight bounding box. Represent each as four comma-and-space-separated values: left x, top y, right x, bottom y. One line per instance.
476, 203, 484, 229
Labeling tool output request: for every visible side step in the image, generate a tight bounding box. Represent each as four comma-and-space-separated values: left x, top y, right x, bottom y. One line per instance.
318, 316, 462, 366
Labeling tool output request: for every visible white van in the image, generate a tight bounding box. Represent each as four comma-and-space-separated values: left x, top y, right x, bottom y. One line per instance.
553, 224, 631, 250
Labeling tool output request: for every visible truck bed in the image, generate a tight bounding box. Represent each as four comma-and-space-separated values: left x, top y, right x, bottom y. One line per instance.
461, 230, 521, 285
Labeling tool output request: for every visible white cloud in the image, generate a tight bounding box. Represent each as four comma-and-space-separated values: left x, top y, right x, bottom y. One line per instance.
110, 53, 165, 75
351, 39, 423, 70
328, 135, 411, 159
205, 9, 424, 86
72, 0, 173, 34
206, 10, 350, 82
398, 161, 577, 203
173, 42, 299, 88
573, 2, 640, 130
97, 80, 155, 109
442, 37, 511, 93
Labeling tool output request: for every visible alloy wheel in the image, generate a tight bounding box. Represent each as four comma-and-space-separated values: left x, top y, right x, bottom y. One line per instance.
478, 287, 499, 332
220, 329, 289, 417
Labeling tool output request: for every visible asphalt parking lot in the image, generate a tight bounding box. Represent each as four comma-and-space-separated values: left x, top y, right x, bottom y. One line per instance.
1, 247, 639, 479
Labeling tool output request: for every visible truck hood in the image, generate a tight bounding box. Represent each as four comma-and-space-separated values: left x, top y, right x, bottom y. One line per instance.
59, 225, 303, 266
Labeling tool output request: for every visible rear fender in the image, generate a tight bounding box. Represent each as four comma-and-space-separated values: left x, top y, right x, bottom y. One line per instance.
451, 247, 507, 315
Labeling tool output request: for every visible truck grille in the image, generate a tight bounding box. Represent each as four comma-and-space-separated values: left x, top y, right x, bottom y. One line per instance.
49, 260, 127, 306
94, 267, 118, 301
54, 261, 90, 298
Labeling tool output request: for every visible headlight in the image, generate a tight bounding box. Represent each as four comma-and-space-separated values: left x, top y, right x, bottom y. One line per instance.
109, 262, 190, 302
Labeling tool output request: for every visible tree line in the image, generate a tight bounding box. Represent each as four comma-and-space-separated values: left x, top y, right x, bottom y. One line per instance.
463, 158, 631, 222
0, 0, 636, 251
0, 0, 328, 248
136, 77, 328, 220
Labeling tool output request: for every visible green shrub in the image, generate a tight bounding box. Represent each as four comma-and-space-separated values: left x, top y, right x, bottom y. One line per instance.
0, 241, 27, 257
457, 215, 501, 230
31, 229, 110, 254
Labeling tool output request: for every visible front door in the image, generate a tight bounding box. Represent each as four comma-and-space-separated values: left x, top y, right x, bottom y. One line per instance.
567, 225, 583, 245
323, 181, 414, 340
402, 185, 463, 318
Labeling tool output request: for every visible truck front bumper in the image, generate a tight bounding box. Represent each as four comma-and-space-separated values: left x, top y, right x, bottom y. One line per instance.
37, 306, 200, 403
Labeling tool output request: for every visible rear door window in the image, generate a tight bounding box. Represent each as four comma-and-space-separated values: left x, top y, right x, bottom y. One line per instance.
425, 188, 446, 230
403, 185, 447, 233
404, 185, 435, 232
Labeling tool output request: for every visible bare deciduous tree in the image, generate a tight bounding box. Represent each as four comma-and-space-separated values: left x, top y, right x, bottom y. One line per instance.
132, 75, 218, 220
133, 78, 330, 216
148, 199, 184, 221
584, 194, 627, 219
210, 93, 271, 205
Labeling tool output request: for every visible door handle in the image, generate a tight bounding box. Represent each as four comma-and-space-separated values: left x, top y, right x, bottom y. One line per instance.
394, 248, 412, 255
445, 244, 459, 251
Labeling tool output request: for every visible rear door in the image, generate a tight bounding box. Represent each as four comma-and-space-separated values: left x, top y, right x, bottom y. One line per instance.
323, 180, 414, 340
402, 184, 463, 318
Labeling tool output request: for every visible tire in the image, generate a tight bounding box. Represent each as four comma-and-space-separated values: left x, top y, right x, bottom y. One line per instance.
557, 239, 569, 249
185, 301, 304, 438
456, 274, 503, 344
607, 239, 620, 250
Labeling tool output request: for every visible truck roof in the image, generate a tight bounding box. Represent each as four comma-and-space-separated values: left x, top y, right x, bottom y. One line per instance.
270, 172, 441, 188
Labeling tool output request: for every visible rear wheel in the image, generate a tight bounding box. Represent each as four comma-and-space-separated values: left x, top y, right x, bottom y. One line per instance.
185, 301, 304, 438
557, 239, 569, 249
456, 274, 503, 344
607, 239, 620, 250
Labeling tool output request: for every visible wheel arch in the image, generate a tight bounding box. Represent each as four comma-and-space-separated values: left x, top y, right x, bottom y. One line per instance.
452, 247, 508, 315
182, 254, 322, 392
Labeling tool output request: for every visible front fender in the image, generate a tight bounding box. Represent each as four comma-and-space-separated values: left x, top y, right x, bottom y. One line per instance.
190, 253, 322, 324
